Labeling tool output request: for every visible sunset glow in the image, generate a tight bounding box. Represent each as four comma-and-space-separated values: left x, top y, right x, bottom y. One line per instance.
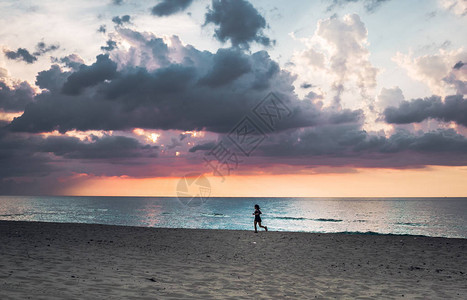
60, 166, 466, 197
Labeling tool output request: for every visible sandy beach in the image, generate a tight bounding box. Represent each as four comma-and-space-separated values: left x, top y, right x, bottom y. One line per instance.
0, 220, 465, 299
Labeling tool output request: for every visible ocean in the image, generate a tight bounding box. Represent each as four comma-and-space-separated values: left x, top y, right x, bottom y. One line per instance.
0, 196, 466, 239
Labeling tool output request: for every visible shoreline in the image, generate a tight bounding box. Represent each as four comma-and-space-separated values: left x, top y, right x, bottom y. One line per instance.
1, 220, 466, 299
1, 219, 466, 240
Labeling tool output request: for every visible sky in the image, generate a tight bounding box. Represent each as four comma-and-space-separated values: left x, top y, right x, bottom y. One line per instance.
0, 0, 466, 197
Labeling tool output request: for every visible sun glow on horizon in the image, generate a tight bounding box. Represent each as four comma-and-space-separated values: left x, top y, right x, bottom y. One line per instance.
62, 166, 467, 197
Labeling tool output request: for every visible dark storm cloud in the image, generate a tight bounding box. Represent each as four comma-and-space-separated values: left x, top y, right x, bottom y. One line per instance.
0, 130, 158, 181
0, 71, 35, 112
151, 0, 194, 17
0, 126, 162, 194
198, 48, 251, 87
3, 28, 357, 139
453, 61, 464, 69
4, 48, 37, 63
327, 0, 390, 13
0, 178, 59, 196
40, 135, 158, 159
36, 65, 71, 92
101, 40, 118, 51
384, 95, 467, 127
8, 32, 361, 135
104, 64, 197, 100
383, 128, 467, 153
61, 54, 118, 95
0, 152, 54, 180
0, 130, 56, 180
186, 122, 467, 168
249, 51, 280, 90
255, 125, 467, 168
204, 0, 273, 49
112, 15, 131, 26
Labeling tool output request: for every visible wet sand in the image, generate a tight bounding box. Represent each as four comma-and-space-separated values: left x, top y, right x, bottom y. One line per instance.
0, 220, 466, 299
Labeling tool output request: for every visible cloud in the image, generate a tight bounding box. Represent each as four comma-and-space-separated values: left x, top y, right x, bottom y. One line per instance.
393, 48, 467, 96
114, 28, 170, 68
0, 34, 407, 146
151, 0, 194, 17
3, 42, 60, 64
255, 124, 467, 168
34, 42, 59, 56
440, 0, 467, 16
4, 48, 37, 64
98, 25, 107, 34
384, 94, 467, 126
0, 137, 54, 180
40, 134, 158, 159
8, 29, 360, 136
198, 48, 252, 87
0, 129, 158, 185
376, 86, 404, 111
61, 54, 118, 95
204, 0, 273, 49
112, 0, 124, 5
453, 61, 464, 69
101, 40, 118, 51
166, 137, 182, 149
292, 14, 379, 109
189, 141, 216, 152
0, 68, 35, 112
36, 64, 72, 92
326, 0, 390, 13
53, 54, 85, 70
112, 15, 131, 26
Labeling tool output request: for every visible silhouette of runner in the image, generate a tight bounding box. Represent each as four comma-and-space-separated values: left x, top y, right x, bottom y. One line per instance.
253, 204, 268, 233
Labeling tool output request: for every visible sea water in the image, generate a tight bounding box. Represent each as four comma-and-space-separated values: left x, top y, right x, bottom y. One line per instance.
0, 196, 466, 239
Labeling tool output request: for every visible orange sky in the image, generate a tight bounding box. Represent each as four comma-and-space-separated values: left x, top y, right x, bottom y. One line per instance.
64, 166, 467, 197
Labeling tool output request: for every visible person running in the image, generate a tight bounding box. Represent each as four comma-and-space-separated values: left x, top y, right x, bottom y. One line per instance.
253, 204, 268, 233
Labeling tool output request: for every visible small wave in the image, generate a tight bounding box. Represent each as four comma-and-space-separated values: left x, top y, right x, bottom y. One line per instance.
338, 231, 384, 235
201, 213, 226, 217
337, 231, 428, 237
396, 222, 424, 227
34, 211, 64, 215
273, 216, 308, 220
314, 218, 343, 222
272, 217, 343, 222
0, 213, 25, 217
